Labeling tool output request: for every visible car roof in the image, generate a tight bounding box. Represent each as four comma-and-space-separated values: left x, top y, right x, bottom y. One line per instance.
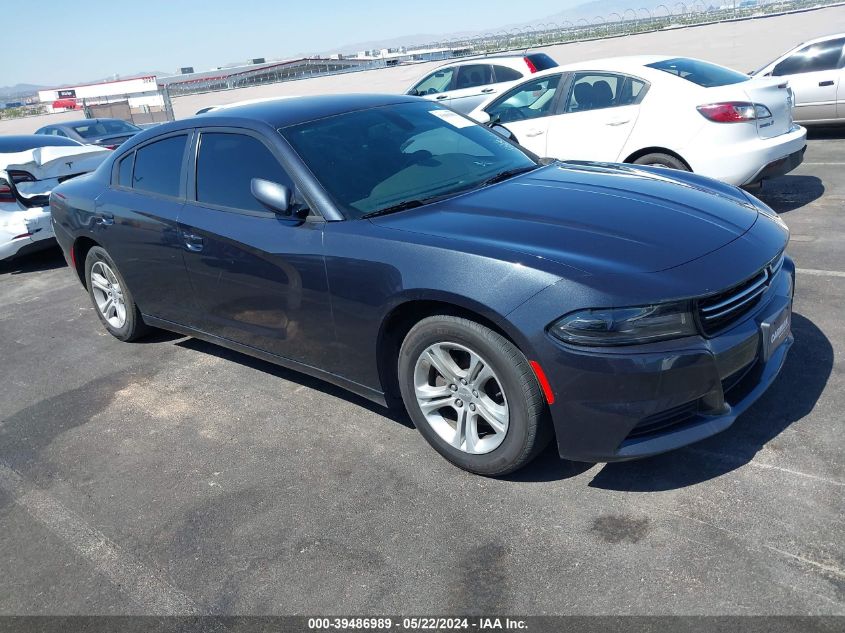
0, 135, 83, 152
555, 55, 674, 72
196, 95, 298, 114
522, 55, 732, 79
185, 93, 420, 129
430, 53, 536, 71
799, 32, 845, 46
53, 118, 132, 126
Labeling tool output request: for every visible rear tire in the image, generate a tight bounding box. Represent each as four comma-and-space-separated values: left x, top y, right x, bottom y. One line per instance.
84, 246, 149, 342
398, 315, 551, 476
632, 152, 689, 171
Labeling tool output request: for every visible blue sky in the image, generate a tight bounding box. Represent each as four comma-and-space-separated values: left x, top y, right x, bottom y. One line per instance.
6, 0, 583, 87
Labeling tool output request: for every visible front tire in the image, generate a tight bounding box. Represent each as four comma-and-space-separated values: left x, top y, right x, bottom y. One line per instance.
84, 246, 149, 342
398, 315, 550, 476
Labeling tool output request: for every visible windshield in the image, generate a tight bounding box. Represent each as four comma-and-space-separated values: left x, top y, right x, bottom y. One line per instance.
646, 57, 749, 87
281, 101, 536, 218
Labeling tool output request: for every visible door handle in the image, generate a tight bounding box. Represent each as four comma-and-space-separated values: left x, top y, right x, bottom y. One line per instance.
93, 213, 114, 226
525, 129, 545, 137
182, 231, 204, 252
481, 88, 495, 93
819, 80, 835, 87
606, 118, 631, 126
435, 95, 448, 100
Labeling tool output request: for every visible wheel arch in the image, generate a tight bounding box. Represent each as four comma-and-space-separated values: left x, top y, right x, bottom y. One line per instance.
623, 147, 692, 171
375, 294, 535, 406
70, 236, 101, 288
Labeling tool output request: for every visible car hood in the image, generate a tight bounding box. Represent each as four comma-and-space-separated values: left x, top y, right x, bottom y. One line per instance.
372, 162, 760, 276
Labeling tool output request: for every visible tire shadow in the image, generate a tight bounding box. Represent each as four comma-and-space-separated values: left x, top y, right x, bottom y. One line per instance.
756, 175, 824, 214
0, 245, 65, 276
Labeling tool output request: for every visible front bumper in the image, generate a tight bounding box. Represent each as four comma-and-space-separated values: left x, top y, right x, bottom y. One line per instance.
538, 260, 795, 463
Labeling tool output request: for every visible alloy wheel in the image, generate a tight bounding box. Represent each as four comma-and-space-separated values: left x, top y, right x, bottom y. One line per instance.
413, 341, 509, 454
90, 261, 127, 329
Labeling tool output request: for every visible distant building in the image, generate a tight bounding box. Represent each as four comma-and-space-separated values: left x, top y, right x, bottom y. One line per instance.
38, 76, 163, 112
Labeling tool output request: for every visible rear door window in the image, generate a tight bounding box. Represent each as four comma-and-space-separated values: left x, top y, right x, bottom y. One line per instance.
772, 38, 845, 75
647, 57, 749, 87
565, 73, 646, 112
196, 132, 292, 212
132, 135, 187, 197
117, 152, 134, 187
493, 66, 523, 83
454, 64, 493, 89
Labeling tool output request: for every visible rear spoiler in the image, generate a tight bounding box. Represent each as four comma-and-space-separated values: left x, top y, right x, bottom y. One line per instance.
0, 170, 48, 209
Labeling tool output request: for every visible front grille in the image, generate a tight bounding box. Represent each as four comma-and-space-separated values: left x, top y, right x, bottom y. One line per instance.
628, 400, 700, 439
698, 253, 783, 335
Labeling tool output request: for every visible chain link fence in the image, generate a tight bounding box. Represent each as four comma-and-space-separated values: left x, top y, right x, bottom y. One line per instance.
80, 90, 174, 124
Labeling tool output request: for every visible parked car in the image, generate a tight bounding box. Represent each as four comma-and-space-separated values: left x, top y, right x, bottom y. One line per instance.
406, 53, 558, 113
751, 33, 845, 124
50, 95, 793, 475
1, 135, 110, 260
469, 55, 807, 186
35, 118, 143, 149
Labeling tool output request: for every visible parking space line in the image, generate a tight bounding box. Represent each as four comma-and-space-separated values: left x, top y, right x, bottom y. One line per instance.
0, 461, 212, 617
797, 268, 845, 278
802, 162, 845, 166
765, 545, 845, 579
685, 448, 845, 487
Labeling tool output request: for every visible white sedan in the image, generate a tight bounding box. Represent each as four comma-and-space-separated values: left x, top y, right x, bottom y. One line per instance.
1, 135, 110, 260
468, 55, 807, 186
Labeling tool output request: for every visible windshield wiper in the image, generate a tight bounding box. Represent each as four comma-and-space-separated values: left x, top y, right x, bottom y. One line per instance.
479, 165, 539, 187
361, 166, 540, 219
361, 197, 434, 219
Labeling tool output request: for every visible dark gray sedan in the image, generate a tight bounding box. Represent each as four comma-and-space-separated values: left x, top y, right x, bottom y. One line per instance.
49, 95, 793, 475
35, 118, 142, 149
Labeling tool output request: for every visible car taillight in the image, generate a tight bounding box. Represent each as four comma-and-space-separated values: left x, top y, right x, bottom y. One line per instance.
0, 182, 13, 203
0, 171, 34, 203
524, 57, 538, 74
697, 102, 772, 123
104, 144, 118, 150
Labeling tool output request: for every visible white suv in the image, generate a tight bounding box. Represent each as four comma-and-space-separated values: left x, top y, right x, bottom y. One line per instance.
406, 53, 558, 114
752, 33, 845, 125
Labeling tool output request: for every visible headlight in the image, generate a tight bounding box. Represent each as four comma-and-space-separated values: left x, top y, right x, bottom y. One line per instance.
550, 302, 697, 346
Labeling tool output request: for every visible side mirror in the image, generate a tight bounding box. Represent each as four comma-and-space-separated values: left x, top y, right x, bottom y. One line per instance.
251, 178, 292, 214
490, 124, 515, 141
471, 111, 491, 124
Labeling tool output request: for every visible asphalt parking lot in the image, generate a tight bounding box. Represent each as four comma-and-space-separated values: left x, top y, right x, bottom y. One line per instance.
0, 130, 843, 616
